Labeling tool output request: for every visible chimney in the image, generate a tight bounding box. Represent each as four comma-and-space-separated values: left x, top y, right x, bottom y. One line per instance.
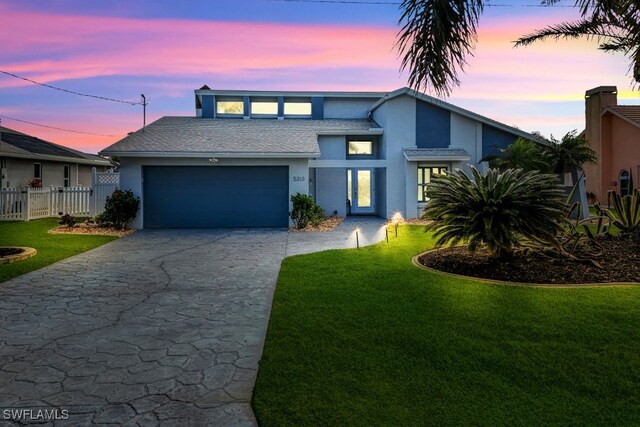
584, 86, 617, 203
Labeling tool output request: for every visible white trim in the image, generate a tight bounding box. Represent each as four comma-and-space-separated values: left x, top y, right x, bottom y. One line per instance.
99, 151, 319, 159
316, 128, 383, 136
0, 151, 111, 166
309, 160, 386, 168
195, 89, 386, 98
602, 107, 640, 130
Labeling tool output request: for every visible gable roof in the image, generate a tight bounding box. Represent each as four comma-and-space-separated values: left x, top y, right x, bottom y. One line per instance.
0, 126, 112, 166
603, 106, 640, 129
101, 117, 382, 158
369, 87, 544, 143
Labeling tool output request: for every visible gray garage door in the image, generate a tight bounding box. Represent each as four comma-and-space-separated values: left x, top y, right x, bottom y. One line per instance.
143, 166, 289, 228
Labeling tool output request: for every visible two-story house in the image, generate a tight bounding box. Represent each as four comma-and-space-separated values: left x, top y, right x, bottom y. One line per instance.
101, 86, 541, 228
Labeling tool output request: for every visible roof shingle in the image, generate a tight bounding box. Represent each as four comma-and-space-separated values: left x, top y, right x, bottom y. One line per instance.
101, 117, 380, 157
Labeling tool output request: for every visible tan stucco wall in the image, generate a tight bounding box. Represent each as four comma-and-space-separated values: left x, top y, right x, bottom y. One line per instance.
607, 115, 640, 196
1, 157, 105, 188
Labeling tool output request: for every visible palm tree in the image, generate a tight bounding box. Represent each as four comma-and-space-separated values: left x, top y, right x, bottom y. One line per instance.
397, 0, 640, 95
481, 137, 551, 172
542, 130, 598, 174
515, 1, 640, 85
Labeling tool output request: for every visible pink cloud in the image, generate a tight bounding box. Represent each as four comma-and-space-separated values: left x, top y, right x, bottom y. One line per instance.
0, 4, 398, 88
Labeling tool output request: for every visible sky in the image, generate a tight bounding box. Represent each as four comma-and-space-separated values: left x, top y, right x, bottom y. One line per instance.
1, 0, 639, 154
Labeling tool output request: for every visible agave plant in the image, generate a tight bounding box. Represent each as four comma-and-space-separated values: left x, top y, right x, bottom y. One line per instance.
422, 166, 566, 259
596, 189, 640, 236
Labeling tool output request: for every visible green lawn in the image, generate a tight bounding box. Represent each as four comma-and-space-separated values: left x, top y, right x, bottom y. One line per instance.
253, 226, 640, 426
0, 218, 118, 283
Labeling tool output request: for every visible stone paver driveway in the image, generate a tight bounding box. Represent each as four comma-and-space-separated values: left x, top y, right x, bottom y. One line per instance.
0, 229, 289, 426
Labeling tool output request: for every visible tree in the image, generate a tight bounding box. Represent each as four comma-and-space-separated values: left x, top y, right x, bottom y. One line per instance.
542, 130, 598, 173
398, 0, 640, 95
481, 137, 551, 172
515, 1, 640, 84
422, 166, 566, 258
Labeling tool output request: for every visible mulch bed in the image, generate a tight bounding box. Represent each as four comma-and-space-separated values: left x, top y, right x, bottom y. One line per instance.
289, 216, 345, 232
0, 247, 24, 257
49, 224, 136, 237
418, 237, 640, 284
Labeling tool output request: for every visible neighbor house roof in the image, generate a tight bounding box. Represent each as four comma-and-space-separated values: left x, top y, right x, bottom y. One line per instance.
0, 126, 112, 166
403, 148, 471, 162
370, 87, 543, 144
603, 106, 640, 129
100, 117, 382, 158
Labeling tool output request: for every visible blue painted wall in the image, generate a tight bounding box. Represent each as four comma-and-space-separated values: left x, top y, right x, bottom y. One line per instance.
312, 96, 324, 120
482, 125, 519, 158
416, 100, 451, 148
202, 95, 214, 118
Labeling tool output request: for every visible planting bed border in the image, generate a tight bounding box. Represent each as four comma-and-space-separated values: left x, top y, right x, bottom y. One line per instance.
0, 247, 37, 265
412, 249, 640, 288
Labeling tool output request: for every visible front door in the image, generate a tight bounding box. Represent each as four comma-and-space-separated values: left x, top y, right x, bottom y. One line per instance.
347, 168, 375, 214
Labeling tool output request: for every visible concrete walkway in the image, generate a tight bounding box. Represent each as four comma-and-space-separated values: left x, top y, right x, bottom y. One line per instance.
0, 217, 386, 426
286, 216, 388, 256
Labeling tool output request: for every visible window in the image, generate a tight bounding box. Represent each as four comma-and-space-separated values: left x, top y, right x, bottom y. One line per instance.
251, 99, 278, 116
64, 165, 70, 188
348, 140, 373, 156
0, 157, 6, 169
619, 170, 631, 196
284, 99, 311, 116
33, 163, 41, 179
418, 166, 447, 202
216, 99, 244, 115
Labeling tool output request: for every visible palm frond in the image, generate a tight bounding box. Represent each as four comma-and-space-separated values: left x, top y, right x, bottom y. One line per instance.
397, 0, 483, 96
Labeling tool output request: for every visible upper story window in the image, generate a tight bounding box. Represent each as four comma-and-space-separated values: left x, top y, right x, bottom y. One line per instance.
284, 99, 311, 116
251, 99, 278, 116
216, 99, 244, 115
348, 140, 373, 156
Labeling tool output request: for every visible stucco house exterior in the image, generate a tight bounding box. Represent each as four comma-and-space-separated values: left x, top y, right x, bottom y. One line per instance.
584, 86, 640, 204
101, 86, 541, 229
0, 126, 112, 188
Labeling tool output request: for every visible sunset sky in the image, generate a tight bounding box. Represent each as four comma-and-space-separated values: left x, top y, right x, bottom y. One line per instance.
1, 0, 639, 153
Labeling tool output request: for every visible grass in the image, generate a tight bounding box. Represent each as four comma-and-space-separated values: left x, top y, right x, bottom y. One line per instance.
0, 218, 118, 283
253, 225, 640, 426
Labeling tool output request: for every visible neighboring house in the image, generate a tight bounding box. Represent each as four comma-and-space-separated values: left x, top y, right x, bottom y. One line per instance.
101, 86, 540, 229
0, 126, 112, 188
584, 86, 640, 204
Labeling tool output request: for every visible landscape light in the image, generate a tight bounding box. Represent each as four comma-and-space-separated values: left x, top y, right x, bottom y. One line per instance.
355, 227, 360, 249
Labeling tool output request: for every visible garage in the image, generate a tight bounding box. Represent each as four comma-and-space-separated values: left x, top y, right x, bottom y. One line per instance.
143, 166, 289, 228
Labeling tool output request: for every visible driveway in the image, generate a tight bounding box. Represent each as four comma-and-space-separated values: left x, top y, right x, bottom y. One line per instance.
0, 219, 386, 425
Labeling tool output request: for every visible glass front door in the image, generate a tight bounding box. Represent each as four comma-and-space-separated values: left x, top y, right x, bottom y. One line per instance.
347, 168, 375, 214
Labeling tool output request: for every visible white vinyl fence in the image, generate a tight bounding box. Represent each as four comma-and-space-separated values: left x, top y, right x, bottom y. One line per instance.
90, 170, 119, 217
0, 187, 90, 221
0, 170, 119, 221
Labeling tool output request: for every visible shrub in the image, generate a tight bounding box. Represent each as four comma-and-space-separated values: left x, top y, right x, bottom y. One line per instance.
26, 178, 42, 188
595, 189, 640, 237
290, 193, 325, 229
58, 212, 76, 228
101, 189, 140, 230
422, 166, 566, 259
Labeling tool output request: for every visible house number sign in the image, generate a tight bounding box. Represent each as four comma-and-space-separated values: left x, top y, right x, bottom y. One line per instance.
293, 176, 305, 182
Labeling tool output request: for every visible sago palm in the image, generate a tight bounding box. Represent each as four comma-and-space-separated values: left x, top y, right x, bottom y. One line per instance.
422, 166, 566, 258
